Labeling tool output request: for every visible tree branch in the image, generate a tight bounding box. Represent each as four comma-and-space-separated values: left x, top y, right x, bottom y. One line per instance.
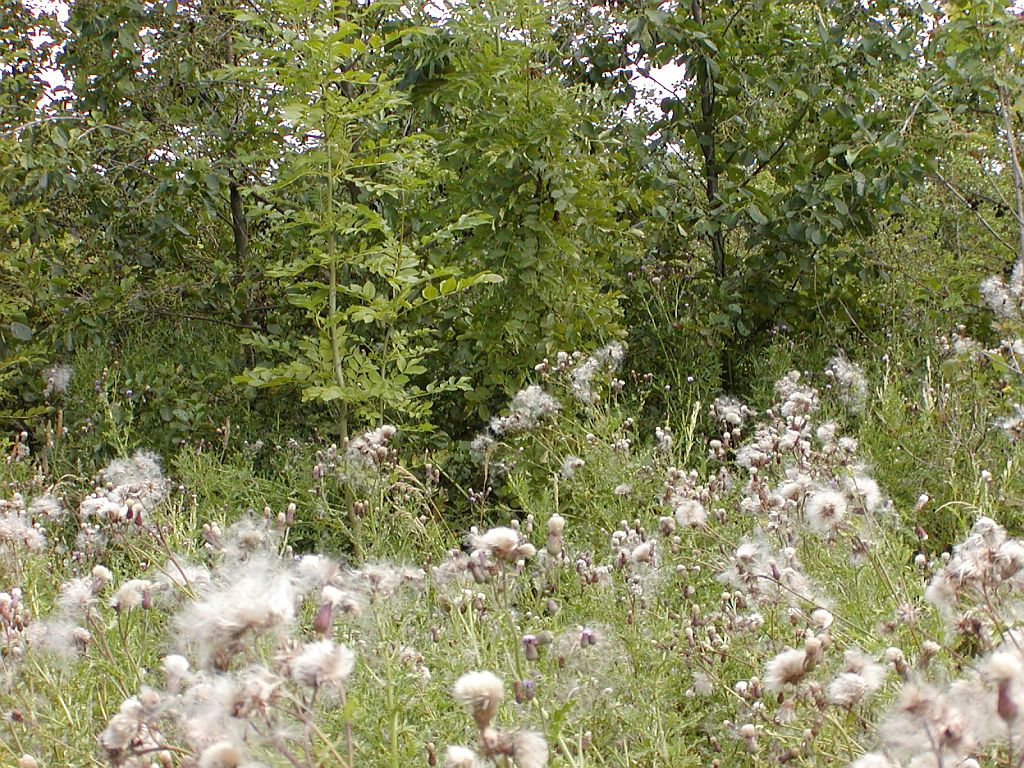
933, 169, 1018, 256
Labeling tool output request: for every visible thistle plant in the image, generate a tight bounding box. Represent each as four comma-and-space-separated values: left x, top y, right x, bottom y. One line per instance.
8, 334, 1024, 768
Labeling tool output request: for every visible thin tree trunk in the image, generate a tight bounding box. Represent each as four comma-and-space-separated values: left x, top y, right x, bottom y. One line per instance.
229, 180, 250, 264
998, 87, 1024, 268
691, 0, 734, 387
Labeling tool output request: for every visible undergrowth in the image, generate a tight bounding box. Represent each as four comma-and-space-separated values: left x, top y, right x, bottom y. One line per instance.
6, 290, 1024, 768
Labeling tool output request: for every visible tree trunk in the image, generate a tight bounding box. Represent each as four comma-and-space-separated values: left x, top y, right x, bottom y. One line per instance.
691, 0, 734, 388
229, 180, 249, 265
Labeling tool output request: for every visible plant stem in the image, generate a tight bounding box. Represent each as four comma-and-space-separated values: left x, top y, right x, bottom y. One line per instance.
323, 84, 349, 447
322, 78, 360, 560
998, 86, 1024, 266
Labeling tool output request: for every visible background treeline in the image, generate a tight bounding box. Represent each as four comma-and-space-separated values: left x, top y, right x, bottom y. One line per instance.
1, 0, 1021, 465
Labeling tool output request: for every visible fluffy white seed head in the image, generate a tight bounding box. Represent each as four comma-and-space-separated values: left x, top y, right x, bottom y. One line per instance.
470, 527, 523, 561
674, 499, 707, 527
512, 730, 548, 768
444, 745, 480, 768
453, 670, 504, 729
804, 489, 848, 534
764, 648, 807, 692
197, 741, 243, 768
986, 650, 1024, 683
290, 640, 356, 689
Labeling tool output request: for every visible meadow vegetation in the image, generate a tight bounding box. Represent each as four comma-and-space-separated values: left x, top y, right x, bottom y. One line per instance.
4, 0, 1024, 766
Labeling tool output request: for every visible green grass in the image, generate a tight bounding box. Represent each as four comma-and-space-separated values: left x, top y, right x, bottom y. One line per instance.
3, 334, 1024, 768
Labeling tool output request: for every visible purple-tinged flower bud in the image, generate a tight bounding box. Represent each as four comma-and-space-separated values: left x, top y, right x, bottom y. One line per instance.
521, 635, 539, 661
514, 679, 536, 703
313, 602, 334, 636
999, 680, 1018, 723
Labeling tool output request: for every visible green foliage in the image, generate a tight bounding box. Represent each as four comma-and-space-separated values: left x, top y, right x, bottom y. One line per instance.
224, 1, 502, 437
12, 2, 1024, 766
399, 1, 631, 419
622, 0, 933, 367
0, 337, 986, 768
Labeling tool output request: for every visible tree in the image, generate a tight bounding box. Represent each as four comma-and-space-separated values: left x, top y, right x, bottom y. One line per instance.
622, 0, 932, 382
925, 0, 1024, 268
228, 0, 501, 437
397, 0, 633, 422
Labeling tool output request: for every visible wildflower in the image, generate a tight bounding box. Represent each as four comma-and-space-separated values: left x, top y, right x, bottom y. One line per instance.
490, 386, 560, 434
828, 663, 886, 707
876, 683, 976, 766
511, 730, 548, 768
571, 342, 625, 403
826, 354, 868, 411
28, 494, 66, 521
613, 483, 633, 497
469, 433, 496, 464
811, 609, 834, 628
655, 426, 673, 453
998, 405, 1024, 442
0, 512, 45, 551
803, 636, 825, 670
629, 541, 655, 564
985, 650, 1023, 683
711, 395, 750, 428
690, 670, 714, 696
111, 579, 156, 611
560, 456, 584, 479
774, 372, 819, 419
294, 554, 338, 591
470, 527, 530, 561
98, 697, 156, 761
320, 585, 363, 617
453, 671, 504, 729
197, 741, 243, 768
763, 648, 807, 692
175, 555, 298, 669
843, 474, 884, 513
156, 560, 211, 593
924, 515, 1024, 629
163, 654, 191, 692
102, 450, 165, 492
804, 489, 847, 534
78, 496, 125, 522
981, 275, 1020, 320
924, 574, 956, 613
345, 425, 397, 467
734, 433, 774, 470
674, 499, 707, 527
289, 640, 356, 689
546, 514, 565, 557
511, 385, 560, 418
849, 754, 895, 768
444, 745, 480, 768
232, 666, 282, 719
91, 565, 113, 590
817, 422, 837, 444
41, 364, 73, 398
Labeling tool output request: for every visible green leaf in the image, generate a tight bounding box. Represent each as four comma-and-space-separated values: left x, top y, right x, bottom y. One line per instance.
747, 204, 768, 225
452, 211, 493, 230
9, 322, 32, 341
280, 103, 308, 122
